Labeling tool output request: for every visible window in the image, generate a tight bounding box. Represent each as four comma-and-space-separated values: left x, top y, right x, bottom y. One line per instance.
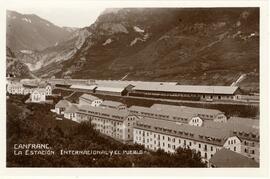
189, 142, 192, 146
204, 145, 207, 151
179, 139, 181, 144
199, 144, 201, 148
211, 146, 213, 151
234, 147, 236, 151
205, 153, 207, 159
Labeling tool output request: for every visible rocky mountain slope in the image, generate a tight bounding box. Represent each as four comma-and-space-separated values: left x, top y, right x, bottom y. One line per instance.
6, 10, 90, 74
7, 10, 73, 51
6, 47, 32, 78
8, 8, 259, 92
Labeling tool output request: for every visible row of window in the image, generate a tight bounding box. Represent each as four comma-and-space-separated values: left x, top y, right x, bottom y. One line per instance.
135, 135, 217, 152
138, 140, 217, 160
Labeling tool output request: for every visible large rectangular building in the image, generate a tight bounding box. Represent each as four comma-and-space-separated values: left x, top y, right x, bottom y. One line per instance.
204, 117, 260, 162
133, 117, 242, 161
129, 104, 227, 126
76, 105, 139, 143
130, 84, 241, 101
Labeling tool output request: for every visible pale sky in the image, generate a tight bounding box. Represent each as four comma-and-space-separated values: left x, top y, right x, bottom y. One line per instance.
8, 7, 105, 28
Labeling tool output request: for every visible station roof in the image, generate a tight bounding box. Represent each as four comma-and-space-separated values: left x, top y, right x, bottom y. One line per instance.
132, 84, 239, 95
95, 86, 126, 93
70, 84, 97, 90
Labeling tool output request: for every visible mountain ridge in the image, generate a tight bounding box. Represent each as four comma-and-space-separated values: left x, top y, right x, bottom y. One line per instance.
6, 8, 259, 92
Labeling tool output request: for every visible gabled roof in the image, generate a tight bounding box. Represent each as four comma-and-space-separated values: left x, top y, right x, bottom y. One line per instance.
77, 105, 130, 122
135, 117, 233, 146
64, 103, 79, 113
55, 100, 72, 108
9, 82, 23, 87
23, 84, 38, 88
70, 85, 97, 90
32, 88, 47, 93
38, 82, 50, 88
129, 105, 197, 122
132, 84, 239, 95
209, 148, 259, 167
151, 104, 224, 116
100, 100, 125, 107
79, 94, 100, 101
95, 86, 125, 93
203, 117, 259, 141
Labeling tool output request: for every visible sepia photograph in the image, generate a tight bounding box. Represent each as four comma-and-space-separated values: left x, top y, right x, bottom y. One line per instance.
1, 0, 269, 177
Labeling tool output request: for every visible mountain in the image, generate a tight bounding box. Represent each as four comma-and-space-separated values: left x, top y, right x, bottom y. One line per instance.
15, 27, 91, 73
6, 10, 73, 51
6, 10, 87, 77
34, 8, 258, 91
6, 47, 32, 78
9, 8, 259, 92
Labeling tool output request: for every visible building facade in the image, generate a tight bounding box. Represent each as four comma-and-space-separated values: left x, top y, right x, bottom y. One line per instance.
79, 94, 103, 107
30, 89, 46, 103
204, 117, 260, 162
133, 117, 241, 162
54, 100, 72, 115
130, 84, 241, 101
76, 105, 139, 143
63, 103, 79, 121
99, 100, 127, 110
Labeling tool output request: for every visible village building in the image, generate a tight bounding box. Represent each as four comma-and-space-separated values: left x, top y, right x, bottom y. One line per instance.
22, 84, 38, 95
7, 81, 24, 95
100, 100, 127, 110
76, 105, 139, 143
129, 105, 205, 126
209, 148, 259, 167
41, 84, 53, 96
79, 94, 103, 107
204, 117, 260, 162
30, 89, 46, 103
64, 103, 79, 121
133, 117, 242, 162
54, 100, 72, 115
151, 104, 227, 122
